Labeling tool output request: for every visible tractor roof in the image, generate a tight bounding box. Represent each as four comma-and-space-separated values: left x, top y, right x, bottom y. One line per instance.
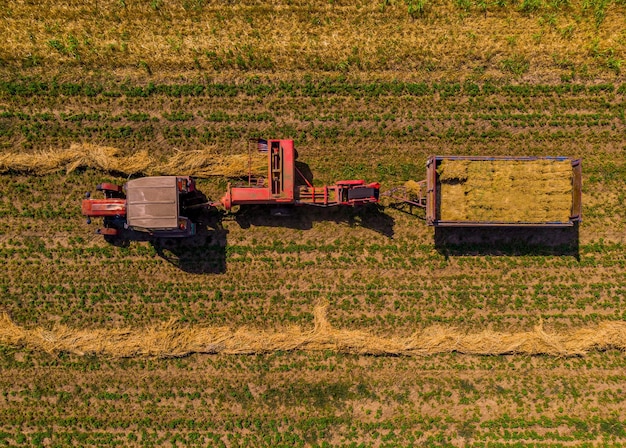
126, 176, 179, 230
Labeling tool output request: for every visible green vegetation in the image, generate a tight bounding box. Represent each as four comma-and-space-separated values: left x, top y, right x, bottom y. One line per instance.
1, 350, 626, 446
0, 75, 625, 442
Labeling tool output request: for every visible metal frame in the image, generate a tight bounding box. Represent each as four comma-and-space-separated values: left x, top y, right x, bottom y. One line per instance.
426, 155, 583, 227
381, 182, 427, 208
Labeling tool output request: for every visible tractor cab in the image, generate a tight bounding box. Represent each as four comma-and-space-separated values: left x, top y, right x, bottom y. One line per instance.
125, 176, 196, 237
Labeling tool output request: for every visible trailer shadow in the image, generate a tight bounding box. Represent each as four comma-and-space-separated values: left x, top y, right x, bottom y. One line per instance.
233, 203, 395, 238
434, 224, 580, 258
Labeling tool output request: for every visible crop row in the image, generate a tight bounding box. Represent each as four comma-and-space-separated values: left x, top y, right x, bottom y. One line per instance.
2, 109, 622, 125
1, 79, 624, 99
4, 124, 622, 147
0, 414, 624, 446
1, 236, 624, 329
3, 122, 624, 158
2, 94, 622, 120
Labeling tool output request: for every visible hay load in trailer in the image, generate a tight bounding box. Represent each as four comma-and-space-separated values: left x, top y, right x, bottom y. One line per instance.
425, 156, 582, 227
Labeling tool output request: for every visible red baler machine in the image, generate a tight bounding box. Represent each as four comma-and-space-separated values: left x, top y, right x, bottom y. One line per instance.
220, 139, 380, 210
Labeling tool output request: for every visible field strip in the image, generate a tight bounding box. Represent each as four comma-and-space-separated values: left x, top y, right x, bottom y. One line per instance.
2, 305, 626, 358
0, 143, 266, 178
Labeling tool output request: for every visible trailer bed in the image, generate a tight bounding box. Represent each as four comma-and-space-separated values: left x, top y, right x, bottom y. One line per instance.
426, 156, 582, 227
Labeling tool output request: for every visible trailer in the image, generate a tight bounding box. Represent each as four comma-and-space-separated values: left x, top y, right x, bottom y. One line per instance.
390, 155, 582, 227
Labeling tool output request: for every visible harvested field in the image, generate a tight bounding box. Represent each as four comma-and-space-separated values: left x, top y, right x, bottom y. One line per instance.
438, 159, 574, 223
2, 83, 626, 445
1, 0, 626, 444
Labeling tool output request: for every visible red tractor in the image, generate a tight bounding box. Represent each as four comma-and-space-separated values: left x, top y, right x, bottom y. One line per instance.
82, 176, 198, 237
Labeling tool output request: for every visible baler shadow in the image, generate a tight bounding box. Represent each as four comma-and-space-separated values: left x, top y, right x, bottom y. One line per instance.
434, 224, 580, 258
234, 203, 394, 238
234, 159, 394, 236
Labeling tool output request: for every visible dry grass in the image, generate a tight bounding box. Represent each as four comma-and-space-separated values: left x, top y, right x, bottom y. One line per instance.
2, 304, 625, 358
438, 159, 573, 222
155, 148, 267, 178
0, 143, 266, 178
403, 180, 424, 199
0, 143, 148, 175
0, 0, 624, 82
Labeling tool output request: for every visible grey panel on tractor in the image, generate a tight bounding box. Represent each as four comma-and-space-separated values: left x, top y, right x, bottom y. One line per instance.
126, 177, 179, 229
348, 187, 378, 200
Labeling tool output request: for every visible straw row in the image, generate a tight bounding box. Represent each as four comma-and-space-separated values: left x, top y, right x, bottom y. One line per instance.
0, 143, 267, 178
2, 305, 626, 358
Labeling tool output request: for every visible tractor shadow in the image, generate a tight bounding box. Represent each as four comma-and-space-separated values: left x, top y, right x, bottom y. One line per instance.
151, 204, 227, 274
104, 205, 228, 274
151, 227, 227, 274
434, 224, 580, 258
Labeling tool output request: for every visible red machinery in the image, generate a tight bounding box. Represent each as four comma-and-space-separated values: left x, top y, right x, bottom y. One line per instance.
82, 176, 198, 237
83, 139, 380, 237
220, 139, 380, 210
